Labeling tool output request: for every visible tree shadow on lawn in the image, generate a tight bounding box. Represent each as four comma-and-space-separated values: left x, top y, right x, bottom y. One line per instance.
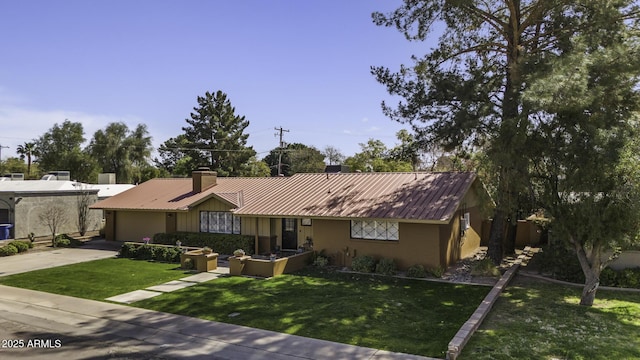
461, 275, 640, 360
134, 268, 490, 358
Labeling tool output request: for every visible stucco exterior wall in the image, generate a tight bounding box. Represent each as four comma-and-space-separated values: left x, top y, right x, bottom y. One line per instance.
115, 211, 165, 242
439, 206, 483, 268
312, 219, 442, 270
9, 192, 102, 239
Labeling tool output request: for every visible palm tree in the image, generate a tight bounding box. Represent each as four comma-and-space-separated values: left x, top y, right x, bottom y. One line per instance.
16, 142, 37, 177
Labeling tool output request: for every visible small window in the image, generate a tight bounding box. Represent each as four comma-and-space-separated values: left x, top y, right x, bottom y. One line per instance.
351, 220, 399, 241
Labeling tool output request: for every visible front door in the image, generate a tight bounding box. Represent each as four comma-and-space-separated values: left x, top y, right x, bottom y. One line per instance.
282, 218, 297, 250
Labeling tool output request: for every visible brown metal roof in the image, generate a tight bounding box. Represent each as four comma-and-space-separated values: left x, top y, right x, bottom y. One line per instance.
90, 177, 284, 211
91, 172, 480, 223
234, 172, 478, 223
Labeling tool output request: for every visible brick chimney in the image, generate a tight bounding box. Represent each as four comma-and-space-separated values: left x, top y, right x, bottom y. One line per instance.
192, 167, 217, 193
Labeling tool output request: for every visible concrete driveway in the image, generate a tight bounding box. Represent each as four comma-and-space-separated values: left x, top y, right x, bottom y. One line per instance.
0, 239, 120, 277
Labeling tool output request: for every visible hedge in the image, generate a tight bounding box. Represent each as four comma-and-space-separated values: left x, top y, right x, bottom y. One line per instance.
119, 243, 182, 263
0, 244, 19, 257
152, 232, 254, 255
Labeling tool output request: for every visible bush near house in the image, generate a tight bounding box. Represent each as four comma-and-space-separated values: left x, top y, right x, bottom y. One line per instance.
54, 234, 84, 248
118, 243, 182, 263
153, 232, 254, 255
375, 258, 397, 275
351, 255, 377, 273
0, 241, 34, 257
406, 264, 427, 278
9, 240, 31, 253
0, 244, 19, 257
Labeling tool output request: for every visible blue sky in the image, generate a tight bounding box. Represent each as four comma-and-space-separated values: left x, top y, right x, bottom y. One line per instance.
0, 0, 430, 161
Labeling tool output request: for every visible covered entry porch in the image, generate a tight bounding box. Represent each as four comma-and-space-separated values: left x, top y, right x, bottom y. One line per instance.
249, 216, 314, 255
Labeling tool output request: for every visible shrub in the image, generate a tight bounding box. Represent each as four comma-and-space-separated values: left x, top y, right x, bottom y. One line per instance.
135, 244, 156, 260
600, 267, 618, 287
406, 264, 427, 278
153, 232, 254, 255
375, 258, 397, 275
351, 255, 376, 273
429, 266, 445, 278
119, 242, 181, 263
155, 246, 170, 262
313, 255, 329, 267
160, 247, 179, 263
470, 258, 501, 277
54, 234, 83, 248
182, 257, 194, 270
619, 268, 640, 288
533, 241, 585, 283
9, 241, 30, 253
119, 243, 138, 258
0, 244, 19, 257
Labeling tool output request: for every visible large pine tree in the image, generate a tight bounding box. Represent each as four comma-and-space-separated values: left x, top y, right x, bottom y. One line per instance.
181, 90, 255, 176
372, 0, 640, 264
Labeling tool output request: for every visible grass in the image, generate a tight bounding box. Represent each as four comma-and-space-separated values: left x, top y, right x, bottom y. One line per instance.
0, 258, 190, 300
135, 267, 489, 358
461, 277, 640, 360
8, 258, 635, 359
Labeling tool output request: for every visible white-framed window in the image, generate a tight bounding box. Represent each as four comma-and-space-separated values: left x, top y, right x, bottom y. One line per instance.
350, 220, 399, 241
200, 211, 241, 234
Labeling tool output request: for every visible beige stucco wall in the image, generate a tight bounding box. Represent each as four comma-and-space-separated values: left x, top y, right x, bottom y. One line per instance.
7, 192, 102, 239
115, 211, 165, 242
311, 219, 442, 270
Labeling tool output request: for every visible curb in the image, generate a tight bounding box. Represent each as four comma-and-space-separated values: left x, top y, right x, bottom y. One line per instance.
445, 247, 532, 360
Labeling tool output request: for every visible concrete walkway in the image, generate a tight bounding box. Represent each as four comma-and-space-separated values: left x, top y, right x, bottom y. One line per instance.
106, 268, 228, 304
0, 240, 437, 359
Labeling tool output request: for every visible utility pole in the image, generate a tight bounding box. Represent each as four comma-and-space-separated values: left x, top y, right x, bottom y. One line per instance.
0, 144, 8, 174
274, 127, 289, 176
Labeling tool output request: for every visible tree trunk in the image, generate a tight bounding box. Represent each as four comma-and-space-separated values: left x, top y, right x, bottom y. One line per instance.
487, 208, 505, 264
570, 235, 602, 306
504, 217, 518, 255
580, 271, 599, 306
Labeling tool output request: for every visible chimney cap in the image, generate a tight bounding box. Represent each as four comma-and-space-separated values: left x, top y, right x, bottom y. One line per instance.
196, 166, 211, 171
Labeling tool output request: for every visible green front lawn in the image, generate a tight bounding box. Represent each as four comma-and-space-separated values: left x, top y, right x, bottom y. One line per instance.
461, 277, 640, 360
135, 268, 489, 357
0, 258, 190, 300
0, 259, 490, 358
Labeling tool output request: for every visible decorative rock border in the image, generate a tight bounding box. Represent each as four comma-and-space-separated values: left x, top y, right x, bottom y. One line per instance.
446, 247, 533, 360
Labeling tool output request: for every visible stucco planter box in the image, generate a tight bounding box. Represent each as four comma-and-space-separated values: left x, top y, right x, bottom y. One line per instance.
230, 251, 313, 278
229, 255, 250, 275
181, 250, 219, 272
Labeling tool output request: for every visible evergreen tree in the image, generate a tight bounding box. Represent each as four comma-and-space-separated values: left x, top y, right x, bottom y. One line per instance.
182, 90, 255, 176
372, 0, 639, 263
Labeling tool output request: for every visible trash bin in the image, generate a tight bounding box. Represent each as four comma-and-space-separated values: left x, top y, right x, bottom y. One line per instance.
0, 224, 13, 240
